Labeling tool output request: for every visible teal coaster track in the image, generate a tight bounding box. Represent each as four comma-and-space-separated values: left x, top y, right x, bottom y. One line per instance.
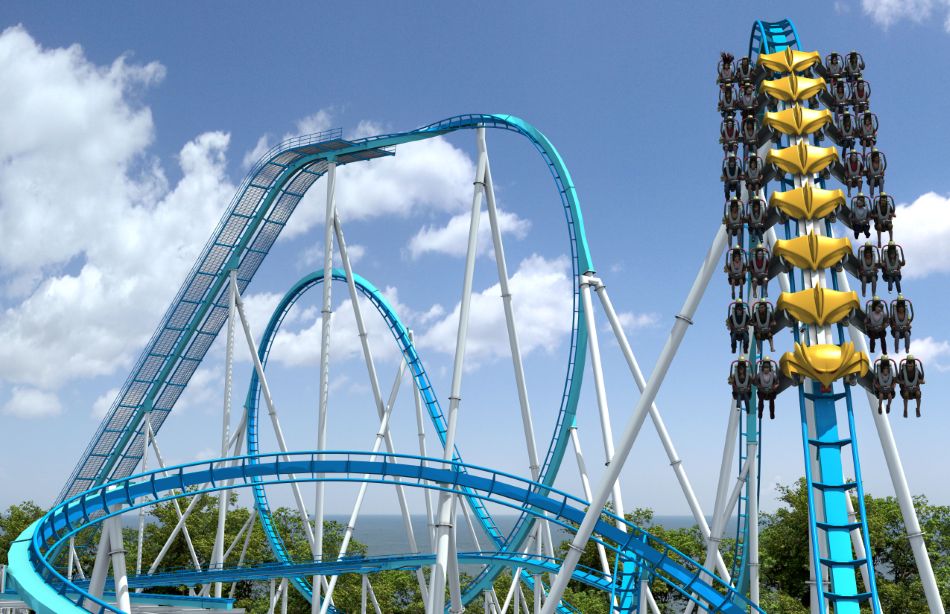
7, 18, 915, 614
744, 19, 882, 613
9, 452, 763, 614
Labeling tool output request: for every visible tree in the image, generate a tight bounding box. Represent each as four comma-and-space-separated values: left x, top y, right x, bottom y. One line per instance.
0, 500, 45, 565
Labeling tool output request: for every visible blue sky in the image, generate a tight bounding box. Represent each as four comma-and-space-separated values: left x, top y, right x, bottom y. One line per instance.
0, 1, 948, 525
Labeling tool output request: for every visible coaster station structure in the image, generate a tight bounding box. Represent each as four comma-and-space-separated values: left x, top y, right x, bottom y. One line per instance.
1, 18, 943, 614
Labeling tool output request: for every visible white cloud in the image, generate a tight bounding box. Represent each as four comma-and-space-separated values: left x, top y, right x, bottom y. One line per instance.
92, 387, 120, 419
2, 386, 62, 418
0, 27, 234, 391
282, 136, 476, 237
298, 242, 367, 270
266, 285, 409, 368
612, 311, 660, 332
861, 0, 950, 30
891, 191, 950, 278
418, 254, 573, 366
407, 208, 530, 259
891, 336, 950, 371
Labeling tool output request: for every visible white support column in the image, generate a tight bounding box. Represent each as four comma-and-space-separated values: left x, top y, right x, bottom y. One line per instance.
447, 507, 465, 614
234, 289, 316, 550
594, 279, 730, 579
542, 225, 727, 613
135, 422, 149, 579
428, 127, 488, 614
366, 577, 384, 614
361, 575, 368, 614
211, 270, 237, 598
568, 426, 612, 576
748, 440, 760, 604
578, 278, 625, 525
106, 514, 131, 613
87, 525, 111, 605
281, 578, 289, 614
410, 333, 436, 548
834, 269, 944, 613
314, 160, 338, 613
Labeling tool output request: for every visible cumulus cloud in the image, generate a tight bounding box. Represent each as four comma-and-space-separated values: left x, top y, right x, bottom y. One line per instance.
611, 311, 660, 333
861, 0, 950, 31
281, 135, 476, 237
418, 254, 573, 366
889, 192, 950, 278
0, 27, 233, 393
407, 208, 530, 259
265, 285, 410, 367
891, 336, 950, 371
2, 387, 62, 418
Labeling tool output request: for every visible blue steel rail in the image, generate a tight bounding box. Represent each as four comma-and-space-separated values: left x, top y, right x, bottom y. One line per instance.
54, 115, 592, 608
58, 113, 592, 503
244, 269, 555, 609
749, 20, 881, 613
12, 453, 763, 614
80, 552, 610, 593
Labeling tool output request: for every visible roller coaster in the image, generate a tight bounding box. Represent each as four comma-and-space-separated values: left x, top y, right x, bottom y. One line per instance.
0, 18, 944, 614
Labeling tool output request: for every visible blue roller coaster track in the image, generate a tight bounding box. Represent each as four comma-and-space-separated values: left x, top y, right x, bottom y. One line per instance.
743, 19, 882, 613
5, 17, 914, 614
10, 453, 764, 614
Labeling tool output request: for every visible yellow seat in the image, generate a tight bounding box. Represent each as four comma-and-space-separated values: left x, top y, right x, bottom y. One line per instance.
767, 141, 838, 176
758, 48, 821, 74
777, 287, 859, 327
773, 232, 852, 271
780, 342, 869, 387
761, 74, 826, 103
765, 105, 832, 136
769, 184, 844, 220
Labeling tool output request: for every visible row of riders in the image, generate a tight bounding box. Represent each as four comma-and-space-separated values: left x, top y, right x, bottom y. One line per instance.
717, 51, 924, 419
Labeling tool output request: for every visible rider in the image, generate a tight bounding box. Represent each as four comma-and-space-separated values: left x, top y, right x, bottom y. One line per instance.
845, 50, 865, 79
840, 150, 865, 195
872, 357, 896, 414
848, 192, 872, 239
881, 241, 905, 293
858, 111, 877, 149
754, 357, 780, 420
738, 82, 760, 117
724, 246, 747, 300
832, 111, 857, 150
851, 79, 871, 112
736, 55, 759, 85
741, 114, 760, 151
719, 84, 736, 116
728, 355, 753, 411
723, 198, 746, 242
866, 148, 886, 194
718, 51, 736, 84
743, 154, 769, 194
726, 299, 751, 354
721, 115, 739, 153
898, 355, 925, 418
747, 197, 769, 244
822, 52, 844, 80
872, 192, 896, 246
855, 242, 879, 296
749, 244, 771, 298
866, 296, 888, 354
890, 295, 913, 353
722, 153, 742, 200
751, 300, 776, 353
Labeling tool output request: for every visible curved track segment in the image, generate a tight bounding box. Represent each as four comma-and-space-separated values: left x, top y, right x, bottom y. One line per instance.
243, 269, 549, 607
748, 19, 881, 612
55, 114, 592, 608
14, 453, 761, 614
